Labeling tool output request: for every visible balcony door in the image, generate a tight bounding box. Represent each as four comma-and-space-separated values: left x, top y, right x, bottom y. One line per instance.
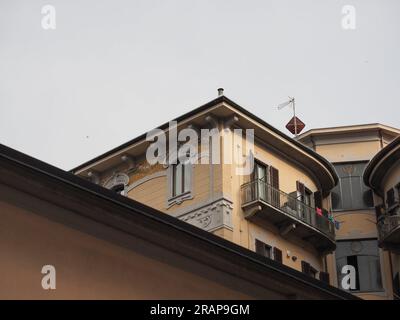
252, 161, 268, 202
251, 161, 280, 207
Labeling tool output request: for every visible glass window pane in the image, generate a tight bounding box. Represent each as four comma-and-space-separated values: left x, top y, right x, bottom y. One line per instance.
336, 240, 383, 292
333, 162, 373, 210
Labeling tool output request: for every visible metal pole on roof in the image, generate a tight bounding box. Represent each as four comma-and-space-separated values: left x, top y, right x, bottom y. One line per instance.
292, 97, 298, 137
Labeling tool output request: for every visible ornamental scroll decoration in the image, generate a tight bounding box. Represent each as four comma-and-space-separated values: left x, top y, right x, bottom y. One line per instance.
178, 198, 233, 232
103, 172, 130, 190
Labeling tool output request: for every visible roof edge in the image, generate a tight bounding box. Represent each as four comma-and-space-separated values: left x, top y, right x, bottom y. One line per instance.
0, 142, 356, 300
298, 123, 400, 141
70, 95, 338, 189
364, 136, 400, 190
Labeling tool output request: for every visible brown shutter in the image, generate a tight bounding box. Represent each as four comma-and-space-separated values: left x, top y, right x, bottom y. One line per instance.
314, 191, 322, 209
319, 271, 330, 284
297, 181, 305, 196
273, 247, 283, 263
255, 239, 265, 255
270, 167, 279, 189
387, 188, 396, 208
301, 261, 311, 275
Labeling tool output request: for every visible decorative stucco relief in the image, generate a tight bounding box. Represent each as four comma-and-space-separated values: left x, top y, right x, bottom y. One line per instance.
177, 198, 233, 232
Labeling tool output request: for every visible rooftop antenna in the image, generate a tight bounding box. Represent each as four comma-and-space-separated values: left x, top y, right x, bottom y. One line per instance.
277, 97, 305, 137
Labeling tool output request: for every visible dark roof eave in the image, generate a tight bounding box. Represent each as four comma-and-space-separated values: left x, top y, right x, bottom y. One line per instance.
0, 143, 355, 300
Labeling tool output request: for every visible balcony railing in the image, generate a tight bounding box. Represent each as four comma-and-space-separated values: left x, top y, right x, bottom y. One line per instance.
377, 214, 400, 243
241, 179, 335, 240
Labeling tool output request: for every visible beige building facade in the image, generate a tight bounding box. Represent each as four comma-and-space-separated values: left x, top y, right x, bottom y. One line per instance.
0, 134, 355, 300
298, 124, 400, 300
73, 95, 339, 287
364, 136, 400, 300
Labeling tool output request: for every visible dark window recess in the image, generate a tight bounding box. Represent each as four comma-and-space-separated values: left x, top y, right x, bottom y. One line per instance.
346, 255, 360, 291
309, 266, 318, 278
111, 183, 125, 194
386, 188, 397, 209
255, 239, 272, 259
297, 181, 305, 198
319, 272, 330, 284
172, 162, 190, 197
273, 247, 283, 263
314, 191, 323, 209
301, 261, 311, 275
394, 272, 400, 299
397, 183, 400, 200
331, 162, 374, 211
251, 161, 268, 182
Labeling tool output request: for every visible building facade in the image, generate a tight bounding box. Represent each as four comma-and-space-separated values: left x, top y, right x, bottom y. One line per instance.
298, 124, 400, 300
8, 91, 399, 299
72, 94, 339, 287
364, 136, 400, 299
0, 143, 355, 299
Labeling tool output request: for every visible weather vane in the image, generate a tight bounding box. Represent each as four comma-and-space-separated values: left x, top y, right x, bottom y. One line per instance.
277, 97, 305, 136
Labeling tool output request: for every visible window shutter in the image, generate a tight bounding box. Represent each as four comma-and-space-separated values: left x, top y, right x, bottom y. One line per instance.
255, 239, 265, 256
301, 261, 311, 275
297, 181, 305, 196
319, 271, 330, 284
273, 247, 283, 263
387, 188, 396, 208
270, 167, 279, 189
314, 191, 323, 209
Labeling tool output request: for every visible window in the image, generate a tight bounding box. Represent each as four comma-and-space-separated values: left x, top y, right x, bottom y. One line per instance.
255, 239, 272, 259
336, 239, 383, 292
394, 272, 400, 299
319, 271, 330, 284
251, 160, 279, 205
314, 191, 323, 209
331, 162, 374, 211
172, 163, 190, 197
386, 186, 400, 213
301, 261, 318, 278
252, 161, 268, 202
168, 159, 193, 206
296, 182, 313, 205
273, 247, 283, 263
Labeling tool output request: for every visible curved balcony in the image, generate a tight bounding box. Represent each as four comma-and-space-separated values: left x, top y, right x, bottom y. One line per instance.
241, 180, 336, 253
377, 215, 400, 253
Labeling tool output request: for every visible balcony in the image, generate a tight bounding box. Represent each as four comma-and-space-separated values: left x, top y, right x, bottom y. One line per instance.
241, 180, 336, 253
377, 214, 400, 253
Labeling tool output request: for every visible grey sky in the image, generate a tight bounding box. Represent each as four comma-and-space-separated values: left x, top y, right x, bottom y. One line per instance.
1, 0, 399, 170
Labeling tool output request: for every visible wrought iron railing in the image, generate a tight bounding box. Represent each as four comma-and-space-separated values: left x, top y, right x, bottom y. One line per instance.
377, 214, 400, 241
241, 179, 335, 240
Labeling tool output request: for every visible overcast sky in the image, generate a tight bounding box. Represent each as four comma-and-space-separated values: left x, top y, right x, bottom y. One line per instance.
1, 0, 399, 170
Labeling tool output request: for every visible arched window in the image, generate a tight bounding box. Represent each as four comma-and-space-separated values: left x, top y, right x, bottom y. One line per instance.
104, 173, 129, 196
